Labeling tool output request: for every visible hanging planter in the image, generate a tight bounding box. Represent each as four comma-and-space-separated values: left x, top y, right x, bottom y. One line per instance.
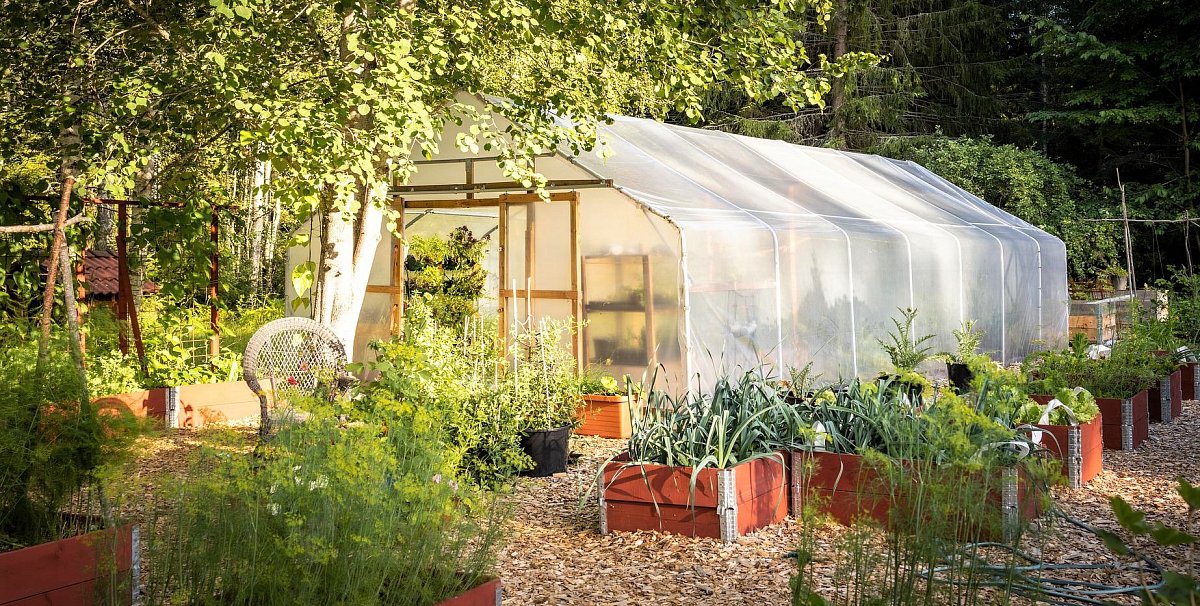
0, 523, 137, 606
519, 425, 571, 477
599, 453, 787, 543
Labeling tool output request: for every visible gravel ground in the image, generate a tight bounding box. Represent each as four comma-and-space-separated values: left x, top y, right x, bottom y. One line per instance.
119, 404, 1200, 605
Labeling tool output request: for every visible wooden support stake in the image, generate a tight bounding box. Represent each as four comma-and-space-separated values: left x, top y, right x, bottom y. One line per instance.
209, 206, 220, 358
38, 176, 74, 367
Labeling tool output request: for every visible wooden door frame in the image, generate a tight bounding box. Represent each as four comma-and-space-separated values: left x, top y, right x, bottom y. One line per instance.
497, 191, 582, 368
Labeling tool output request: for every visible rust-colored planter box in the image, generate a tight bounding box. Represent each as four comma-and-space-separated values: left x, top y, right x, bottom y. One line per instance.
788, 452, 1035, 537
575, 395, 635, 439
0, 524, 136, 606
176, 380, 260, 428
434, 578, 502, 606
599, 453, 787, 542
93, 388, 168, 419
94, 381, 262, 429
1181, 362, 1198, 402
1033, 415, 1103, 488
1032, 392, 1147, 450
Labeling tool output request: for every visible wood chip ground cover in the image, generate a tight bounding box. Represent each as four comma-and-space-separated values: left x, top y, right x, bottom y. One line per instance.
118, 404, 1199, 604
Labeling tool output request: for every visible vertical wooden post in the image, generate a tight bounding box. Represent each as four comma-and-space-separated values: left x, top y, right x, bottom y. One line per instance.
116, 200, 130, 355
209, 206, 220, 358
570, 194, 582, 371
392, 199, 406, 336
75, 249, 87, 364
643, 254, 655, 366
498, 199, 508, 349
38, 176, 74, 366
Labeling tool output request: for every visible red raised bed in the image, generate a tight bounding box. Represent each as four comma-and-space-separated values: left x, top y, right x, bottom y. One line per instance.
1031, 392, 1147, 450
1181, 362, 1198, 402
1033, 415, 1104, 488
0, 524, 136, 606
94, 381, 263, 429
575, 395, 635, 439
599, 452, 787, 542
434, 578, 502, 606
788, 451, 1037, 537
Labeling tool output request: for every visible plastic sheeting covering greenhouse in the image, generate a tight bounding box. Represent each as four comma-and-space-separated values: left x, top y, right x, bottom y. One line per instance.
287, 103, 1068, 387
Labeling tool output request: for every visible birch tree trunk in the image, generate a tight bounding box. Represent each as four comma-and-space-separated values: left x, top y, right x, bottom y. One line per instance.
314, 194, 383, 361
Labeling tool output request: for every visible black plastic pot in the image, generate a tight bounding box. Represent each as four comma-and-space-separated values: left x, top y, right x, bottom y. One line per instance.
947, 362, 974, 393
519, 425, 571, 477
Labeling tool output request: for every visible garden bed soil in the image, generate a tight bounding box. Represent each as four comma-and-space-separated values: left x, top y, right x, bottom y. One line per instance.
0, 523, 136, 606
600, 452, 787, 542
1031, 392, 1147, 450
575, 395, 634, 439
1033, 415, 1104, 488
434, 578, 502, 606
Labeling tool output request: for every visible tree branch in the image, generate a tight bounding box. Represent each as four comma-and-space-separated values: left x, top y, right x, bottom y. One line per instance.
0, 213, 92, 234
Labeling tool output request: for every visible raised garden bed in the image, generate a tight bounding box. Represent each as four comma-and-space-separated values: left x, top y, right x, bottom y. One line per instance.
1032, 392, 1147, 450
434, 578, 502, 606
1033, 415, 1104, 488
599, 452, 787, 543
575, 394, 635, 439
0, 524, 137, 606
788, 451, 1036, 537
93, 381, 262, 429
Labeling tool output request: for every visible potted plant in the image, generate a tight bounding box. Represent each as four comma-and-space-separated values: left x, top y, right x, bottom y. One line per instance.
941, 320, 985, 393
508, 319, 581, 477
598, 369, 800, 542
575, 370, 639, 439
875, 307, 935, 401
1102, 265, 1129, 291
1, 344, 141, 605
1015, 387, 1103, 488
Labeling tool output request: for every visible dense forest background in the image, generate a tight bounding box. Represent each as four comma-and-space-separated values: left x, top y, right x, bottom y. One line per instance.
687, 0, 1199, 289
1, 0, 1197, 312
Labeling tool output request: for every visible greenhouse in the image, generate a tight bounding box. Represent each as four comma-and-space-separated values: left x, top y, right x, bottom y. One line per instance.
287, 100, 1069, 384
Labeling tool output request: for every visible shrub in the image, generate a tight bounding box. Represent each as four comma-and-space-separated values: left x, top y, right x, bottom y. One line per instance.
0, 324, 140, 549
143, 392, 505, 605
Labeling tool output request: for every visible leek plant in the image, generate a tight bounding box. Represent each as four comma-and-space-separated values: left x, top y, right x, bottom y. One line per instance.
627, 367, 809, 469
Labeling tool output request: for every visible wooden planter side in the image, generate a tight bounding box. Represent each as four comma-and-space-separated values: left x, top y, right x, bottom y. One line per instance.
434, 578, 502, 606
1171, 369, 1184, 419
0, 524, 135, 606
1094, 392, 1148, 450
790, 451, 1037, 538
1034, 415, 1104, 488
600, 454, 787, 542
176, 380, 260, 428
1181, 362, 1197, 402
574, 395, 632, 439
93, 388, 167, 419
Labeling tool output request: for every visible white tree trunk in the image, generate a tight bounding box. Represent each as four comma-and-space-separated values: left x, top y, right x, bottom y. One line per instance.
314, 189, 383, 361
249, 160, 271, 296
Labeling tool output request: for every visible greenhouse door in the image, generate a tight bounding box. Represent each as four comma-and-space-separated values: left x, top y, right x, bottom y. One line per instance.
498, 191, 582, 366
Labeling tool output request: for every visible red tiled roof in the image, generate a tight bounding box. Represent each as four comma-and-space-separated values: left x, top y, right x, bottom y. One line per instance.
47, 250, 160, 297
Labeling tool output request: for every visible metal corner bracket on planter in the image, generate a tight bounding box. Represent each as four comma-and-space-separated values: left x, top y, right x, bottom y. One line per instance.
519, 425, 571, 477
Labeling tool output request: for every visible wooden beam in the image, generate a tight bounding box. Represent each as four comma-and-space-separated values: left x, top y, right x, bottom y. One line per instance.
410, 152, 555, 166
499, 288, 578, 300
399, 198, 501, 209
366, 284, 405, 294
499, 192, 579, 204
389, 179, 610, 196
570, 193, 582, 369
498, 200, 508, 348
